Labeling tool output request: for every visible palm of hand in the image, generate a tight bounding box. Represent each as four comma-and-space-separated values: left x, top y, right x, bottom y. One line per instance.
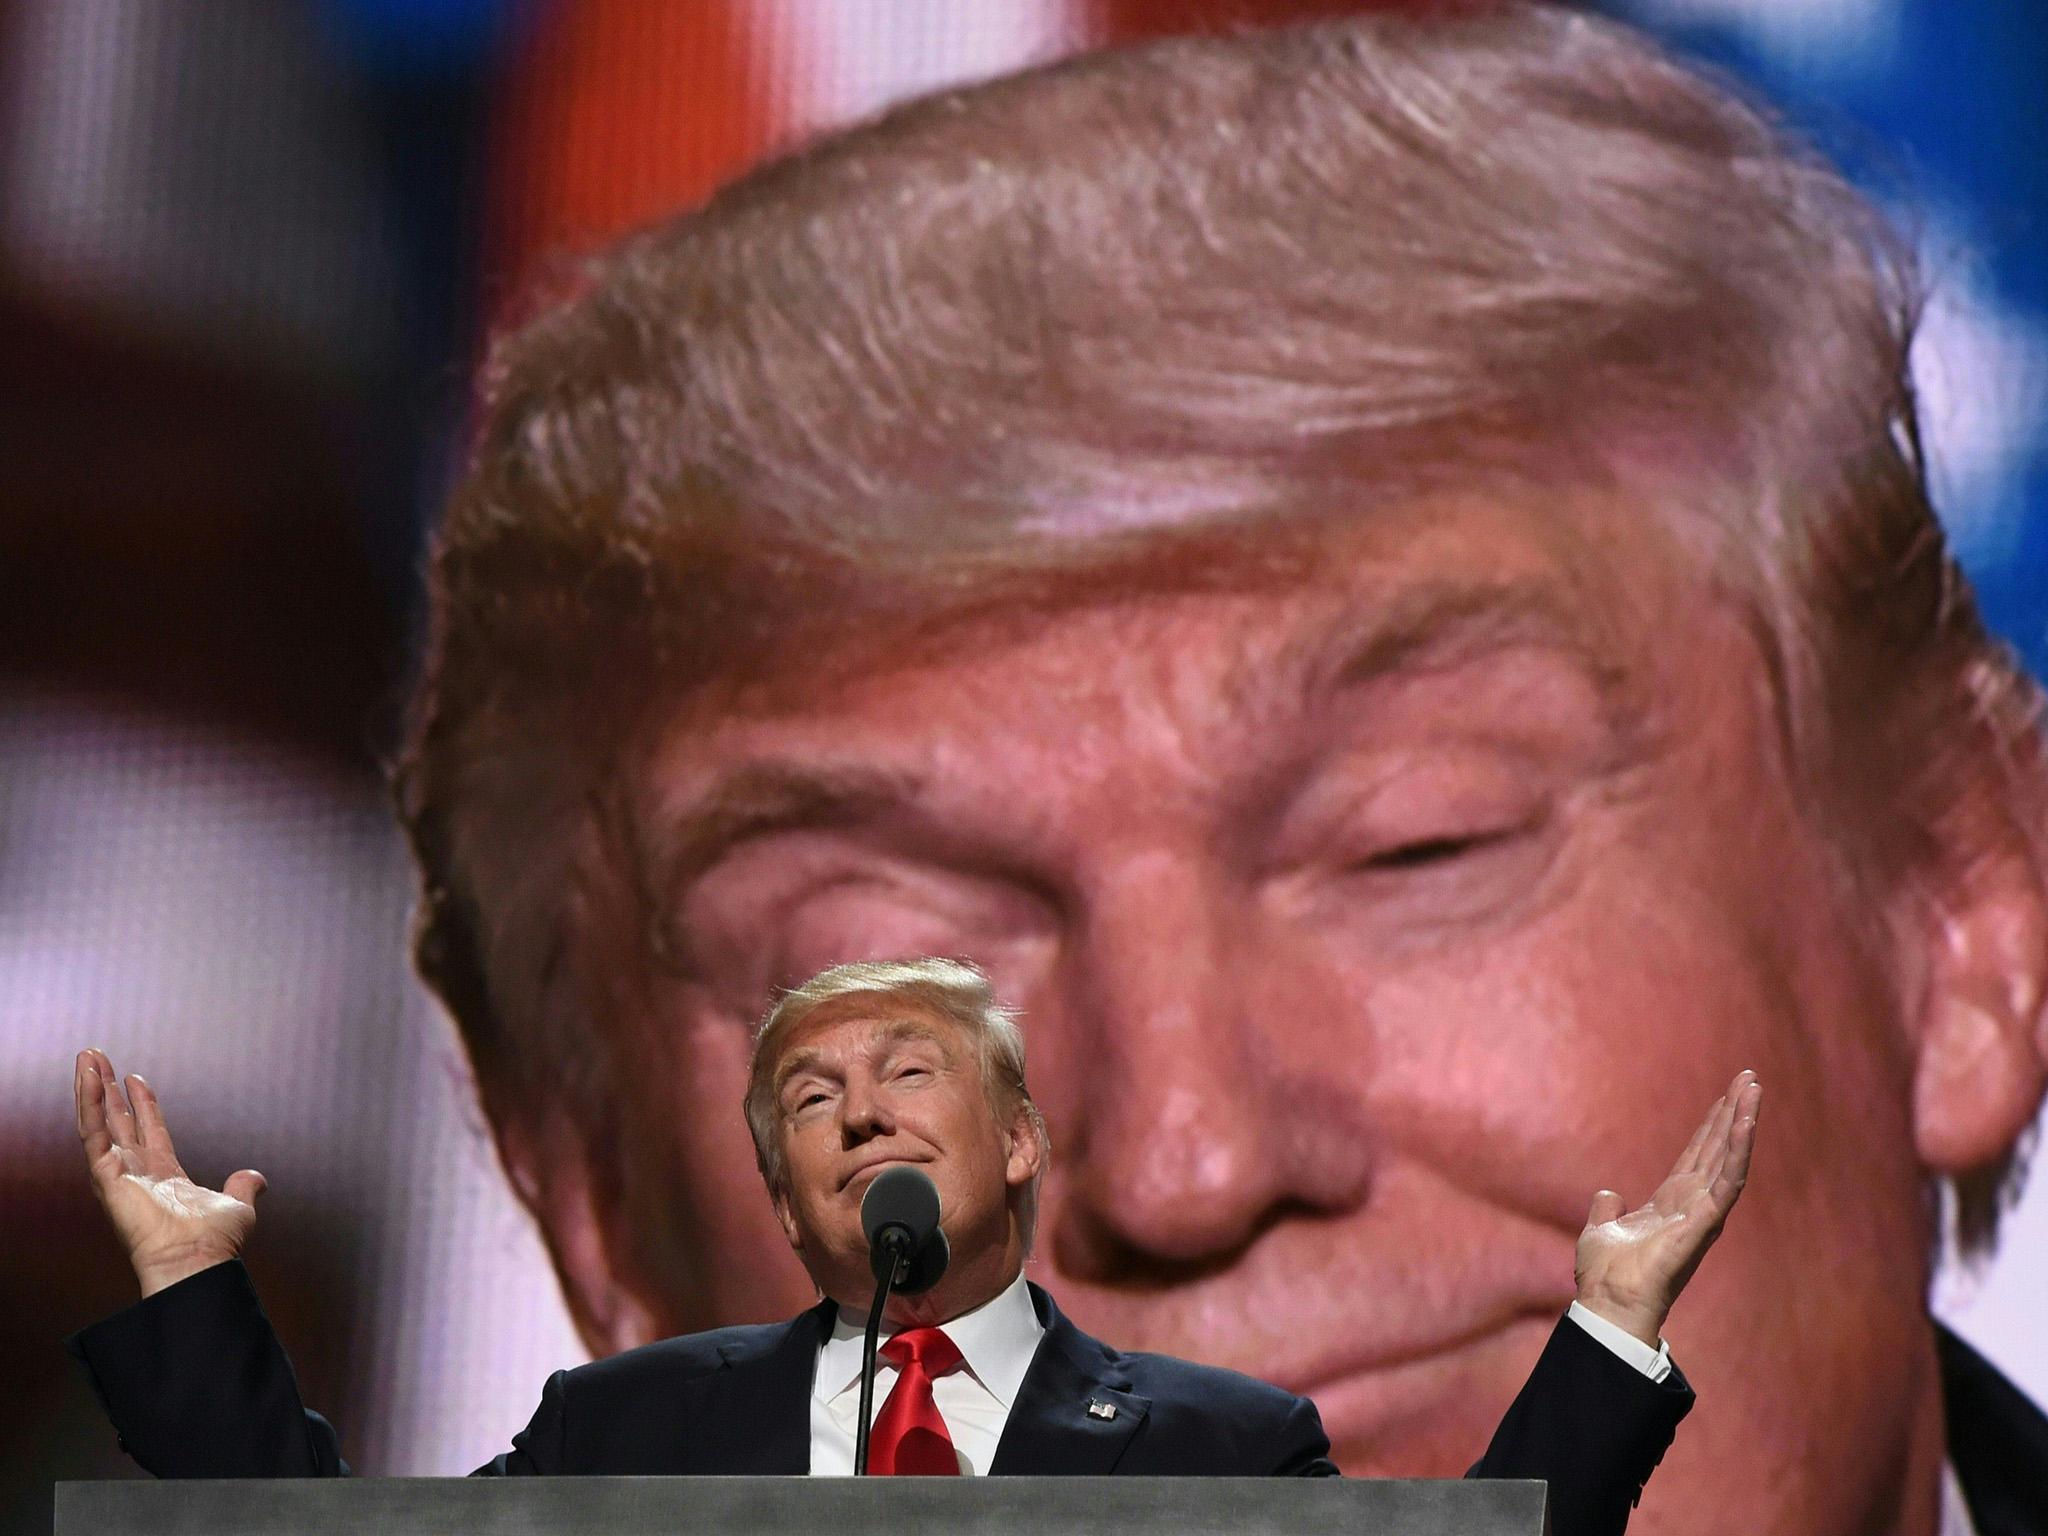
101, 1147, 256, 1258
1573, 1070, 1762, 1345
76, 1047, 262, 1289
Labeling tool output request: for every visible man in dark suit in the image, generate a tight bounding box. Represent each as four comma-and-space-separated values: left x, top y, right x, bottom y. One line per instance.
68, 956, 1752, 1536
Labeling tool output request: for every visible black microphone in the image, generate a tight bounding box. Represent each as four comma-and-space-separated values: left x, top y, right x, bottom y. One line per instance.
861, 1165, 946, 1290
854, 1166, 951, 1474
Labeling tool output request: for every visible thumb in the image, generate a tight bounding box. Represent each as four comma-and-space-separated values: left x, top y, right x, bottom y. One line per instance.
224, 1169, 268, 1206
1586, 1189, 1626, 1226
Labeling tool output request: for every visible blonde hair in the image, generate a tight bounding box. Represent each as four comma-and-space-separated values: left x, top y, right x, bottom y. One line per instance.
396, 4, 2044, 1264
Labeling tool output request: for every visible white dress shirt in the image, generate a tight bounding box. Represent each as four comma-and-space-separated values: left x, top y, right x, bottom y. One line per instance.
812, 1271, 1046, 1475
1564, 1300, 1673, 1382
1940, 1465, 1980, 1536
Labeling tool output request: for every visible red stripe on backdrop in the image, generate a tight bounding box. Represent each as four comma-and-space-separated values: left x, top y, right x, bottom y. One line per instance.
484, 0, 776, 310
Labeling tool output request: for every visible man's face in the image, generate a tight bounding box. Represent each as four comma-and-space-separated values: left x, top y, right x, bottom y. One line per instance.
614, 492, 1940, 1534
764, 1000, 1037, 1308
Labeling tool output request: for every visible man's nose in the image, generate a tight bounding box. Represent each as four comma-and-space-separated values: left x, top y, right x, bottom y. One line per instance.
1046, 867, 1378, 1280
839, 1074, 895, 1145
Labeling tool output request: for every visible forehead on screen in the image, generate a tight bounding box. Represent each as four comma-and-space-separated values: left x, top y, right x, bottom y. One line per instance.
681, 464, 1681, 688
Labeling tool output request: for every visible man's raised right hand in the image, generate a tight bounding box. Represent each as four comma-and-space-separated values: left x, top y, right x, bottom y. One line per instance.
75, 1048, 265, 1298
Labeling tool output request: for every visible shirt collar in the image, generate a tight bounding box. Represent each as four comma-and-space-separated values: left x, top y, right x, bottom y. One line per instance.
816, 1270, 1044, 1408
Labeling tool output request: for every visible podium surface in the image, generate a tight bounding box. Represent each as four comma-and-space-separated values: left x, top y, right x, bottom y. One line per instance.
58, 1476, 1549, 1535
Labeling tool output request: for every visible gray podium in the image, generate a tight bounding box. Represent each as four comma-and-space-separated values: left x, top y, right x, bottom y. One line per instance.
57, 1477, 1548, 1536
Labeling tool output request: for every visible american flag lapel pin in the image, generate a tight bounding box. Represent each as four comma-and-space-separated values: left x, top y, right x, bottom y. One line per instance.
1087, 1399, 1117, 1420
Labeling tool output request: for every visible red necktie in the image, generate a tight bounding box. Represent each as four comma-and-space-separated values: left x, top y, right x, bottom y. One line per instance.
868, 1326, 965, 1475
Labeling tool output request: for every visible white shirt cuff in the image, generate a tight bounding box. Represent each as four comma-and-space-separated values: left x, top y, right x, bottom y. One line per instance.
1567, 1300, 1673, 1383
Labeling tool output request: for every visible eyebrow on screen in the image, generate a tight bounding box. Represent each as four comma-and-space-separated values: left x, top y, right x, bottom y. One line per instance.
1307, 578, 1625, 702
643, 578, 1630, 901
641, 762, 926, 905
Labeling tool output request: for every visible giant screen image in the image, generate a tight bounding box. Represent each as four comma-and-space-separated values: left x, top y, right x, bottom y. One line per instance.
5, 3, 2045, 1535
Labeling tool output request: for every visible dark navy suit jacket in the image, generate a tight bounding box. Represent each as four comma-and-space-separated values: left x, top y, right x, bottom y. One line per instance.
70, 1260, 1697, 1536
1939, 1326, 2048, 1536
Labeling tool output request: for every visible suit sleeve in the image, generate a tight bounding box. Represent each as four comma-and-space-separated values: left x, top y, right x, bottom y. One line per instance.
65, 1258, 561, 1478
64, 1260, 350, 1477
470, 1369, 568, 1476
1466, 1311, 1694, 1536
1276, 1391, 1341, 1477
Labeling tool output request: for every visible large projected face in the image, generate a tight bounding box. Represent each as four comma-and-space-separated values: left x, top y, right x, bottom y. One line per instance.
574, 490, 1984, 1532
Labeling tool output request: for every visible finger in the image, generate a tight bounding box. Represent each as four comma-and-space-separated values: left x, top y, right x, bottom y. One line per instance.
1698, 1085, 1741, 1186
1586, 1189, 1626, 1226
88, 1048, 131, 1133
1710, 1080, 1762, 1210
75, 1053, 114, 1165
224, 1169, 268, 1206
128, 1073, 171, 1153
1702, 1076, 1756, 1191
102, 1067, 140, 1151
1673, 1095, 1726, 1176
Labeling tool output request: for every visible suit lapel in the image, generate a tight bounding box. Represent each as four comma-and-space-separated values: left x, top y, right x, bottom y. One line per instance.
1937, 1323, 2048, 1536
989, 1284, 1151, 1476
688, 1298, 833, 1474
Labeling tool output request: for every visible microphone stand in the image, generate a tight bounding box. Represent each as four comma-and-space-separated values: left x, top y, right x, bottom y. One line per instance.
853, 1230, 908, 1476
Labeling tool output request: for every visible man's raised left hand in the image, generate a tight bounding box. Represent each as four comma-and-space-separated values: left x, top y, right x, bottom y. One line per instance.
1574, 1069, 1762, 1348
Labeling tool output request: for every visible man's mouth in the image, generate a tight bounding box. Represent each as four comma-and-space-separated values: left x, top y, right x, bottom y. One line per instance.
839, 1154, 931, 1193
1272, 1302, 1559, 1401
1043, 1165, 1581, 1449
1284, 1306, 1564, 1467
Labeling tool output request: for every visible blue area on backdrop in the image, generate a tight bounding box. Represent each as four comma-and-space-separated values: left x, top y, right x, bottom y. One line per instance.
311, 0, 536, 77
1599, 0, 2048, 669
